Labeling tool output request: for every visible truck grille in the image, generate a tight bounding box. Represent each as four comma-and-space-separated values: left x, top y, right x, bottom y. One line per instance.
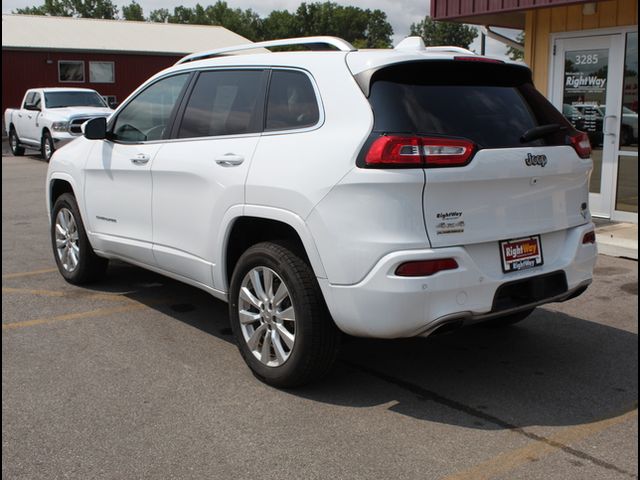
69, 118, 91, 135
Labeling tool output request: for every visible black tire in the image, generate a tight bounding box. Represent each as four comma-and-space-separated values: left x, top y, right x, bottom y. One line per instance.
41, 130, 55, 161
9, 128, 25, 156
229, 241, 341, 388
480, 308, 535, 328
51, 193, 108, 284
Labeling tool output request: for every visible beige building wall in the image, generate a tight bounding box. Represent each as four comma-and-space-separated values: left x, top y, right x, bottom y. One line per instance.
524, 0, 638, 96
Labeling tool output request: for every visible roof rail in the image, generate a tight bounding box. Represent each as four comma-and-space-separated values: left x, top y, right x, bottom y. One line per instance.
176, 36, 357, 64
423, 46, 476, 55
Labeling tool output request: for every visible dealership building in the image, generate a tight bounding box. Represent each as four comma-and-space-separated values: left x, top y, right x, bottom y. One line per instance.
1, 14, 252, 114
432, 0, 638, 223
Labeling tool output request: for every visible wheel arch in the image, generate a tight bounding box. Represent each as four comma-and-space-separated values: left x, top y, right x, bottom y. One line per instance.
218, 205, 327, 292
48, 174, 80, 221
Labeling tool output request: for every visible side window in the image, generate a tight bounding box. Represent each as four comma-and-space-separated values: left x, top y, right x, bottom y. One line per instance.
112, 73, 189, 142
23, 92, 35, 109
265, 70, 320, 131
33, 93, 42, 110
178, 70, 266, 139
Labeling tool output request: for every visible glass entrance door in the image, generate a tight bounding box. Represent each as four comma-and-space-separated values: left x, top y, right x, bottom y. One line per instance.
552, 34, 625, 218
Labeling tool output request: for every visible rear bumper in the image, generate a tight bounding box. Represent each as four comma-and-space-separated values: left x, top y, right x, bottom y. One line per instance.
319, 223, 597, 338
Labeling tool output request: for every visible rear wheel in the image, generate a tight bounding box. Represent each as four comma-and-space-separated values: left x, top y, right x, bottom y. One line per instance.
41, 130, 55, 161
229, 242, 341, 387
9, 128, 25, 156
51, 193, 108, 284
481, 308, 535, 327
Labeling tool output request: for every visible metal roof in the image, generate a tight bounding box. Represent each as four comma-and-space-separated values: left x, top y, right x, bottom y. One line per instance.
1, 14, 254, 55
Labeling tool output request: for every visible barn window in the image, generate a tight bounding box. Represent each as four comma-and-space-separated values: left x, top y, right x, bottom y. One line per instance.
90, 62, 115, 83
59, 61, 85, 82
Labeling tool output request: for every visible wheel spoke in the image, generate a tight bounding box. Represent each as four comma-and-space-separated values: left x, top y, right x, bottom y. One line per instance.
57, 212, 68, 232
275, 323, 294, 349
250, 269, 267, 301
55, 223, 66, 237
276, 306, 296, 323
240, 287, 261, 310
68, 247, 79, 269
247, 323, 268, 351
263, 268, 274, 299
260, 329, 272, 362
56, 238, 66, 248
271, 331, 287, 364
239, 309, 261, 325
273, 282, 288, 307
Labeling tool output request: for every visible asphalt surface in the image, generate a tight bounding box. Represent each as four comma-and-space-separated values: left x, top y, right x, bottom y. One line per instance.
2, 144, 638, 480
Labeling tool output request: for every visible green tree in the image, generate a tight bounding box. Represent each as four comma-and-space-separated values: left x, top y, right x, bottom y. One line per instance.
121, 1, 143, 21
507, 31, 525, 61
15, 0, 118, 19
148, 8, 170, 23
409, 16, 477, 49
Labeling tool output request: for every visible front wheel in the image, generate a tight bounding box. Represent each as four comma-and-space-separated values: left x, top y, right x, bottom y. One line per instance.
51, 193, 108, 284
41, 131, 55, 161
229, 242, 341, 387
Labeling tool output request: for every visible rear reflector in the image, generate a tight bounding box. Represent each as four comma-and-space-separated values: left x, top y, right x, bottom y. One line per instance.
570, 131, 592, 159
582, 231, 596, 244
395, 258, 459, 277
365, 136, 475, 168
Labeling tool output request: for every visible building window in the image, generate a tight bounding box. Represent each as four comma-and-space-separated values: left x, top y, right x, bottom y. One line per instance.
90, 62, 115, 83
58, 61, 85, 82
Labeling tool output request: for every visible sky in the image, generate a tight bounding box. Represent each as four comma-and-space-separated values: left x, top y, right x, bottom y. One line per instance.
2, 0, 521, 58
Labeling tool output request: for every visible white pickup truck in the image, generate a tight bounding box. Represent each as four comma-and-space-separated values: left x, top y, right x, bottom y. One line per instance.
4, 88, 112, 161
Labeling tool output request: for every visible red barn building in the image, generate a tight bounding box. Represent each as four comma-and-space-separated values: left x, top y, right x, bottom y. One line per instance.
1, 14, 253, 115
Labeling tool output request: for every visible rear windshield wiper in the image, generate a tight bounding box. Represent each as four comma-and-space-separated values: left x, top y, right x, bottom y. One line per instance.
520, 123, 566, 143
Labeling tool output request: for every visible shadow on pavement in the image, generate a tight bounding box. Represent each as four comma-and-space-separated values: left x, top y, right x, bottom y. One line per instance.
85, 260, 638, 431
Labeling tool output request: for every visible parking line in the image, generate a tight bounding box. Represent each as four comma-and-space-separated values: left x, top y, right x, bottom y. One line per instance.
2, 287, 135, 303
2, 304, 146, 330
440, 409, 638, 480
2, 267, 57, 279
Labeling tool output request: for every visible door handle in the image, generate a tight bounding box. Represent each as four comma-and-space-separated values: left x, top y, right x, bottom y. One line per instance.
130, 153, 151, 165
603, 114, 617, 136
215, 153, 245, 167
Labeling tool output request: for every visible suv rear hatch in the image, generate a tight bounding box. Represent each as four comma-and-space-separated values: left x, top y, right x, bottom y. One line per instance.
358, 59, 592, 248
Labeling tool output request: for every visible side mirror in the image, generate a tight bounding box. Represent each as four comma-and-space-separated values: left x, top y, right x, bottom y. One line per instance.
83, 117, 107, 140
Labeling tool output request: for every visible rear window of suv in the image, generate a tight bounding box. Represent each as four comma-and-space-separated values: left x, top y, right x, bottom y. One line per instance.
367, 61, 573, 148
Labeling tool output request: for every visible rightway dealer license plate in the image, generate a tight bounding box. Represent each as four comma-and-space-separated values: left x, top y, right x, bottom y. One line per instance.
499, 235, 544, 273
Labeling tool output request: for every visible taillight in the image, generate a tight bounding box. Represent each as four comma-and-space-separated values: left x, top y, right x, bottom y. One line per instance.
365, 136, 475, 168
582, 231, 596, 244
570, 131, 591, 159
395, 258, 459, 277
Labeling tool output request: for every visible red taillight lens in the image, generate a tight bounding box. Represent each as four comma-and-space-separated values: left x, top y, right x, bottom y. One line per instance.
365, 136, 475, 168
395, 258, 459, 277
570, 132, 591, 159
365, 136, 422, 166
582, 231, 596, 244
422, 137, 475, 166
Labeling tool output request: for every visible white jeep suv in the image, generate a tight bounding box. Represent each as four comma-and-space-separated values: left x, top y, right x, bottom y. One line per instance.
46, 36, 597, 387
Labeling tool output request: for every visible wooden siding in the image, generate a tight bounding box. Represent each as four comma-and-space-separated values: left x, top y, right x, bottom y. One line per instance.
524, 0, 637, 95
1, 50, 181, 116
432, 0, 595, 20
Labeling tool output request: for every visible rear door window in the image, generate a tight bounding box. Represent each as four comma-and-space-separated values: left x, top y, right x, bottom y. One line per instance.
178, 70, 267, 138
265, 70, 320, 131
367, 61, 573, 148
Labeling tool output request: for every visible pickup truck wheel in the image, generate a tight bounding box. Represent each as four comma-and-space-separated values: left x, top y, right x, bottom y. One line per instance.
51, 193, 108, 284
480, 308, 535, 328
229, 242, 341, 387
41, 131, 55, 161
9, 128, 25, 156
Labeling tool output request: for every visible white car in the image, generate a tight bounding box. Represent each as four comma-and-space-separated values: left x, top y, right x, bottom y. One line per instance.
46, 36, 597, 387
5, 88, 112, 161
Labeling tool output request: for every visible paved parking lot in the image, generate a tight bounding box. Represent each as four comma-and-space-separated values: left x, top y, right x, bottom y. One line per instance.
2, 147, 638, 480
